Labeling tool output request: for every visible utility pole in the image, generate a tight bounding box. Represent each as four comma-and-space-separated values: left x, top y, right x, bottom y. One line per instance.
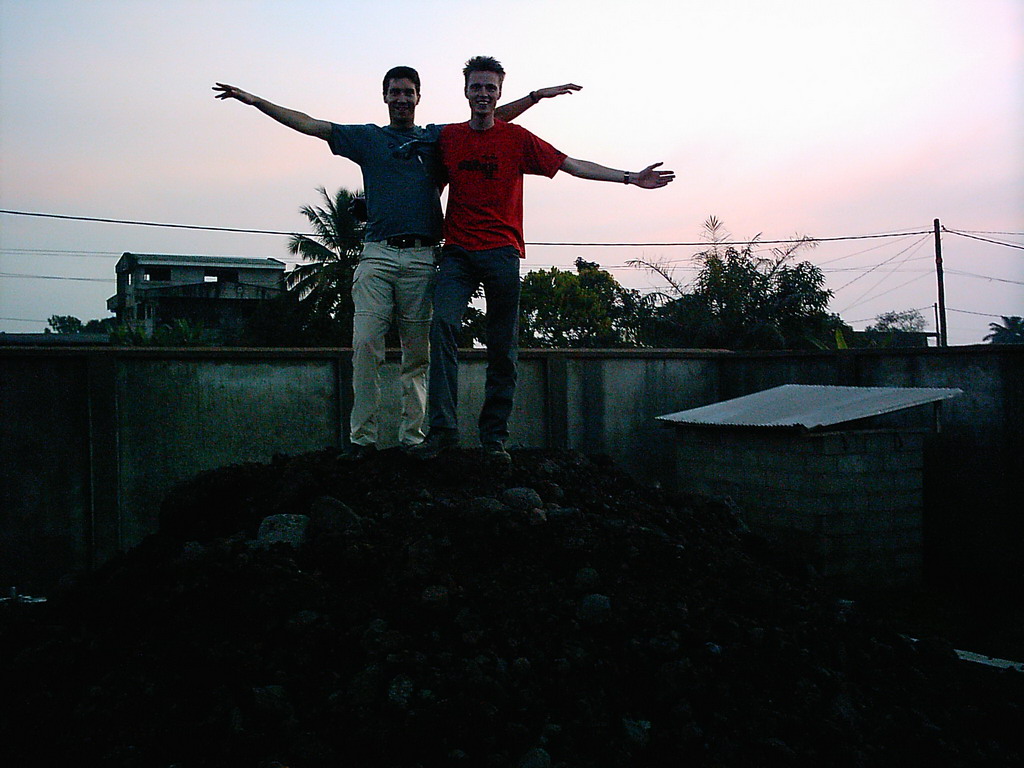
934, 219, 948, 347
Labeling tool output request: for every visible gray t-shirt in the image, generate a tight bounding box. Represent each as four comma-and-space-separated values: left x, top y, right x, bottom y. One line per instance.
328, 123, 444, 242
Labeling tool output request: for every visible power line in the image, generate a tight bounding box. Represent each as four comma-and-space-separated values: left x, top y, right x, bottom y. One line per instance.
839, 272, 934, 313
3, 210, 1020, 314
955, 229, 1024, 237
944, 229, 1024, 251
0, 208, 932, 247
0, 209, 302, 237
824, 255, 933, 273
4, 207, 1020, 255
848, 305, 935, 324
0, 248, 121, 256
527, 230, 932, 247
3, 264, 1015, 294
3, 258, 1016, 289
946, 270, 1024, 286
0, 272, 112, 283
626, 237, 937, 284
816, 234, 920, 266
530, 238, 891, 247
833, 235, 930, 301
947, 307, 1017, 319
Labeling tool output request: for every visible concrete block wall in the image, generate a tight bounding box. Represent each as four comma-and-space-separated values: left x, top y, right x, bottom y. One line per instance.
669, 427, 926, 587
1, 344, 1020, 594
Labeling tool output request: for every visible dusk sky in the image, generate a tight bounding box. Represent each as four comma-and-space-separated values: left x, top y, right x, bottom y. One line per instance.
2, 0, 1021, 344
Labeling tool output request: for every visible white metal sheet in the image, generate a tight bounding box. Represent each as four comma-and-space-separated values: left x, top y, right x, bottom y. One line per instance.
657, 384, 962, 431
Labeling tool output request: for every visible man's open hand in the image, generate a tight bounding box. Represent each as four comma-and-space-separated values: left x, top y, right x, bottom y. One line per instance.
534, 83, 582, 99
635, 162, 675, 189
213, 83, 257, 105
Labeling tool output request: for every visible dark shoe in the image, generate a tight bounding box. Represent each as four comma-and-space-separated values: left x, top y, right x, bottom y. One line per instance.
406, 430, 459, 460
481, 441, 511, 462
338, 443, 376, 462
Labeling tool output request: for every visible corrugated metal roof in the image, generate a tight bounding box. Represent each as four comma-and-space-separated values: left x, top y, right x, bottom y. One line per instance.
657, 384, 962, 431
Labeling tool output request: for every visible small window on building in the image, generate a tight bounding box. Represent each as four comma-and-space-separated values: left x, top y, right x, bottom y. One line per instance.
144, 267, 171, 282
205, 269, 239, 283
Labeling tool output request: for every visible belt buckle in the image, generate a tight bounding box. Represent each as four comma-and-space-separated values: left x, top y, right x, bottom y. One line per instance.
390, 235, 435, 249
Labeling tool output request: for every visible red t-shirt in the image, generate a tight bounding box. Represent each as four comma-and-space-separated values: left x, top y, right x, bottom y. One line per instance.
439, 120, 567, 257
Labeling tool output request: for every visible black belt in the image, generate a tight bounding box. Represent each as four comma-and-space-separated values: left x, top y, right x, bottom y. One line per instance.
386, 235, 437, 249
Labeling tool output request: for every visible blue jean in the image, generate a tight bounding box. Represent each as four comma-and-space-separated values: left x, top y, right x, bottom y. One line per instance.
428, 245, 521, 444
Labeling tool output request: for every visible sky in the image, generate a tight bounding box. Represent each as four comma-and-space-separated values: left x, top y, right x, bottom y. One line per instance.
1, 0, 1022, 345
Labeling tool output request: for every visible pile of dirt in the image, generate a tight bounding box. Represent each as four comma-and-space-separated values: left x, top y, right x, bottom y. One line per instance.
1, 448, 1021, 767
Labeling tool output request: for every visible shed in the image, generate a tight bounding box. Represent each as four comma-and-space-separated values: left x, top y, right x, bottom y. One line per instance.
657, 385, 962, 587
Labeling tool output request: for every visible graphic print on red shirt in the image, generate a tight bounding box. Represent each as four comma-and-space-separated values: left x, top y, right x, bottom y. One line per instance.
440, 120, 567, 257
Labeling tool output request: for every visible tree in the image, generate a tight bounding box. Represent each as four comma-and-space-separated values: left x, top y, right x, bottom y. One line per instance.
858, 308, 930, 348
46, 315, 84, 334
866, 309, 926, 333
286, 186, 364, 340
984, 316, 1024, 345
234, 290, 352, 347
46, 315, 118, 335
82, 318, 118, 334
632, 216, 846, 350
108, 319, 207, 346
455, 291, 489, 348
519, 258, 651, 348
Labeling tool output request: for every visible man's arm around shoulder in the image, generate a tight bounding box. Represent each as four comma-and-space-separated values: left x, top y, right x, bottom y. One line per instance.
495, 83, 582, 122
213, 83, 332, 141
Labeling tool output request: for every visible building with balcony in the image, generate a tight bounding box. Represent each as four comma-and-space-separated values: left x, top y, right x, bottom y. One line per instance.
107, 253, 286, 339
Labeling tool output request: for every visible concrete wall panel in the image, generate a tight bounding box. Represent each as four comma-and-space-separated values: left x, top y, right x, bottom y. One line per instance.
0, 357, 91, 590
116, 356, 339, 549
565, 355, 718, 484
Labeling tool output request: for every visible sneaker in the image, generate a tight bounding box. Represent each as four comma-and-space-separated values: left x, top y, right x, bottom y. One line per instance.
406, 430, 459, 460
338, 443, 376, 462
481, 441, 511, 462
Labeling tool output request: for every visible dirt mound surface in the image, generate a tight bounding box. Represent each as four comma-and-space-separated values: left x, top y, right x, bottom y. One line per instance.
2, 448, 1021, 767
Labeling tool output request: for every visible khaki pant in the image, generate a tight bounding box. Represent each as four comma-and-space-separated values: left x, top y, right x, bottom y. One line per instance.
350, 240, 437, 447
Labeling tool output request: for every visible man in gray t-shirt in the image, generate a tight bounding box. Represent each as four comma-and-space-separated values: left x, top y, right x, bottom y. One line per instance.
326, 121, 444, 244
214, 69, 579, 456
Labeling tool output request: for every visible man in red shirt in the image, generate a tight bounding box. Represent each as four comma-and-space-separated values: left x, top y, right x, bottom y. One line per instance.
412, 56, 674, 461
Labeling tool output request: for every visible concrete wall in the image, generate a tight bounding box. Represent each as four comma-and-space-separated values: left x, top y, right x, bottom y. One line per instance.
669, 427, 927, 587
1, 345, 1020, 594
1, 349, 345, 591
115, 356, 341, 549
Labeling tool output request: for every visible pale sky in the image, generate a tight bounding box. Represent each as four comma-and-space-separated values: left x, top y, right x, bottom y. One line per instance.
2, 0, 1021, 344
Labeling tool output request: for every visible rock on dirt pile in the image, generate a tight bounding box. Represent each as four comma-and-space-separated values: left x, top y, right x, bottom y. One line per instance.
1, 448, 1021, 767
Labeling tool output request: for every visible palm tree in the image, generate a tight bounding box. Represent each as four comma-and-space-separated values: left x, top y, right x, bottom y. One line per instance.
286, 186, 364, 337
983, 316, 1024, 345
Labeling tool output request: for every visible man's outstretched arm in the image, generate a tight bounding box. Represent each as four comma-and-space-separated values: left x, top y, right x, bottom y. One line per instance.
495, 83, 582, 122
559, 158, 675, 189
213, 83, 332, 141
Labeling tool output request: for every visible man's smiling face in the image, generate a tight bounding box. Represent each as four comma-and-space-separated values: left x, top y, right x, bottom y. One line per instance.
464, 71, 502, 119
384, 77, 420, 128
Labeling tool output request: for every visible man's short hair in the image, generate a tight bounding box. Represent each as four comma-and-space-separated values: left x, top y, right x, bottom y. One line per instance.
463, 56, 505, 84
383, 66, 420, 96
